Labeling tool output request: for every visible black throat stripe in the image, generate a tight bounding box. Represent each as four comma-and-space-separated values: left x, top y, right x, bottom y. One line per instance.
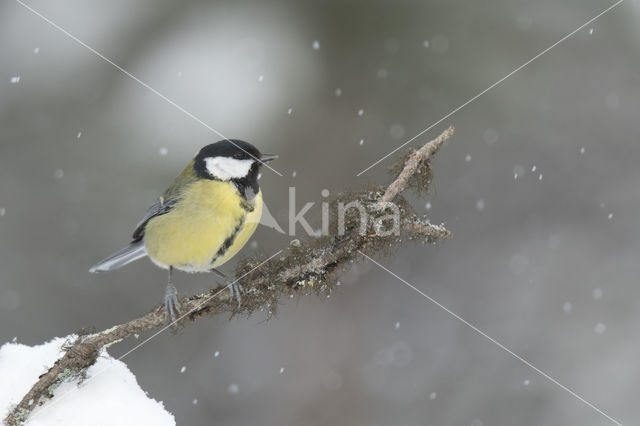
212, 217, 245, 264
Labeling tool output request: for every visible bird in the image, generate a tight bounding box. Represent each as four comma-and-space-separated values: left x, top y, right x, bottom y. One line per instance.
89, 140, 277, 322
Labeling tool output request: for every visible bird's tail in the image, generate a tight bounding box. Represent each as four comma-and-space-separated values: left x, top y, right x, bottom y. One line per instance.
89, 240, 147, 273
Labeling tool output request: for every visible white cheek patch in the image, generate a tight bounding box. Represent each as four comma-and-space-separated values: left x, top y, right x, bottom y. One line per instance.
205, 157, 254, 180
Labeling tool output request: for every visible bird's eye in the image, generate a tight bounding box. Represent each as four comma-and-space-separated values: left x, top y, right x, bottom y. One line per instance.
233, 153, 243, 159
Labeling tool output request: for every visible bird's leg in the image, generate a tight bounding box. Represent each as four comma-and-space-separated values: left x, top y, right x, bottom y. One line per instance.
164, 266, 181, 323
210, 268, 243, 307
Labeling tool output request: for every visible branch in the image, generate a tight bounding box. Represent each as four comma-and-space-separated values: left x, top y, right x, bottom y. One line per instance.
4, 126, 455, 426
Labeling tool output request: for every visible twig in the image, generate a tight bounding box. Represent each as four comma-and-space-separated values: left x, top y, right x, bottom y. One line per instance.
4, 126, 455, 426
380, 125, 454, 204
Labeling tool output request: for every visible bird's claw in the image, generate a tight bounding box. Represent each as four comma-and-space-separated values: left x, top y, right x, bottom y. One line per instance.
164, 282, 181, 324
228, 282, 244, 307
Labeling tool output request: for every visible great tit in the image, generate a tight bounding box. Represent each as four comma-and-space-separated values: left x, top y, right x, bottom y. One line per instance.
89, 140, 277, 321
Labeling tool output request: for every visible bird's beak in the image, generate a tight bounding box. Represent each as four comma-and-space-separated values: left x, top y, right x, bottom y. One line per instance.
260, 153, 278, 163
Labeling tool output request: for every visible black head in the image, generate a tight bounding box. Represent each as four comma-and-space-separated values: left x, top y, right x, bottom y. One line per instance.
193, 139, 275, 197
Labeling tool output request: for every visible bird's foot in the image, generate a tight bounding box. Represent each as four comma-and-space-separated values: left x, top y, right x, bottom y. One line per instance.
164, 282, 181, 324
228, 282, 244, 307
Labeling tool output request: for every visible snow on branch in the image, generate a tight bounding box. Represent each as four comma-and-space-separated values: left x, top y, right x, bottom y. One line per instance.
4, 126, 455, 426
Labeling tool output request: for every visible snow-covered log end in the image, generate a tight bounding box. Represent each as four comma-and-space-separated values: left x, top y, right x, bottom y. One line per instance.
0, 337, 175, 426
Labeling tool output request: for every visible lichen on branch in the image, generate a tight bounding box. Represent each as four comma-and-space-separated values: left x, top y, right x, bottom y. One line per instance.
5, 125, 455, 426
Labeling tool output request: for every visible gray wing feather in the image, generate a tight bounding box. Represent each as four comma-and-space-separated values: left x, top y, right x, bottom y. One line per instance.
89, 240, 147, 273
132, 197, 176, 241
90, 196, 177, 273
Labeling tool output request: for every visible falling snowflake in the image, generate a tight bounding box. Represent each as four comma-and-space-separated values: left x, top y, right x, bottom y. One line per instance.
312, 40, 320, 50
592, 288, 603, 300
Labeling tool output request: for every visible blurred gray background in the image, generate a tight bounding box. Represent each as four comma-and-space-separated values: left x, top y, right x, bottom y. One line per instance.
1, 0, 639, 425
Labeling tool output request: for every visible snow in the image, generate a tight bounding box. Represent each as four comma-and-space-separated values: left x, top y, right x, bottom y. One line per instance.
334, 88, 342, 97
227, 384, 239, 394
562, 302, 572, 313
180, 366, 186, 373
159, 147, 169, 156
465, 154, 471, 162
312, 40, 320, 50
279, 367, 284, 374
257, 74, 264, 82
429, 392, 437, 400
592, 288, 603, 300
357, 108, 364, 116
213, 351, 220, 358
0, 207, 5, 217
10, 76, 20, 84
0, 337, 174, 426
287, 108, 292, 115
423, 40, 429, 48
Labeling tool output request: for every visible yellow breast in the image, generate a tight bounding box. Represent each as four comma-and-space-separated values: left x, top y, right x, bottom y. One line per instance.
143, 180, 262, 272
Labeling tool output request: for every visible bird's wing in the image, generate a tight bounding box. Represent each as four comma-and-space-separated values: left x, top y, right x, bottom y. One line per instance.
131, 159, 198, 242
131, 196, 177, 242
